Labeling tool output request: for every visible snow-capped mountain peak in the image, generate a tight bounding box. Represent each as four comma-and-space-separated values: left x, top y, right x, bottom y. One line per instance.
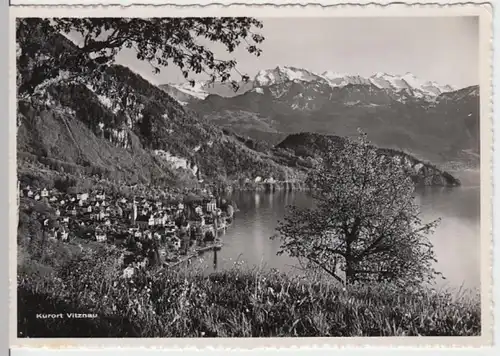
168, 81, 210, 100
319, 71, 370, 87
160, 66, 461, 107
373, 72, 392, 78
361, 72, 457, 96
400, 72, 422, 89
251, 67, 454, 97
321, 71, 349, 80
369, 72, 411, 91
254, 66, 321, 86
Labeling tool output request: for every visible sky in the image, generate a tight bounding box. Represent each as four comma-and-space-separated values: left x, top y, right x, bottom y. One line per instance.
114, 16, 479, 89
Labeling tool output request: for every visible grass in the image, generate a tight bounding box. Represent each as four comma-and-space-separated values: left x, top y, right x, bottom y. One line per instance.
17, 241, 481, 338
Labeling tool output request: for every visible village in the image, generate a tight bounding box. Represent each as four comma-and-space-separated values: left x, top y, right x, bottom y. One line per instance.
17, 181, 236, 273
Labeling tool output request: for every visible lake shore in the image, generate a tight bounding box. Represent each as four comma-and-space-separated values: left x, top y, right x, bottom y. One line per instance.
16, 167, 481, 337
17, 179, 481, 337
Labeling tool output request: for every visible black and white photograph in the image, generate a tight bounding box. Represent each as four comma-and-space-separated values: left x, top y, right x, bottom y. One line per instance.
12, 5, 491, 342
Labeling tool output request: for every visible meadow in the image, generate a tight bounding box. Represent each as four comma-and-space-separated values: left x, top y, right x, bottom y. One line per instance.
17, 238, 481, 337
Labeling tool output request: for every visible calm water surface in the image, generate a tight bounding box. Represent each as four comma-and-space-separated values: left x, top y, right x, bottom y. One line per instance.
203, 170, 481, 290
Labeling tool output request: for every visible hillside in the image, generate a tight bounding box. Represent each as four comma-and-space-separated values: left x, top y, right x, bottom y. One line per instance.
275, 133, 461, 187
17, 33, 461, 190
17, 75, 299, 187
17, 31, 307, 189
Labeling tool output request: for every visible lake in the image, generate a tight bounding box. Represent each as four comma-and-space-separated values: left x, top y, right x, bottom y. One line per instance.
202, 170, 481, 291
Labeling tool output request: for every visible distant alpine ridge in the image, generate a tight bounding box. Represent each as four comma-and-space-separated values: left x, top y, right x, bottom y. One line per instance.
160, 66, 479, 167
254, 66, 456, 97
160, 65, 461, 104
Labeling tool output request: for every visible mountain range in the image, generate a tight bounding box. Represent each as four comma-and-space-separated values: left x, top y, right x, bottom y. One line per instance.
17, 33, 463, 191
161, 66, 458, 102
161, 66, 480, 167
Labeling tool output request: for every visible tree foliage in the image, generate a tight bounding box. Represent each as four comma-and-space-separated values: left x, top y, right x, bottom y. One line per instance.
274, 131, 441, 286
16, 17, 264, 105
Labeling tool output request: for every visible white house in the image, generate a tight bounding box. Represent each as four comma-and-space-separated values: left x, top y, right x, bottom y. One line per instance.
195, 206, 203, 216
122, 266, 135, 279
206, 199, 217, 213
95, 231, 107, 242
59, 228, 69, 241
41, 188, 49, 197
77, 193, 89, 201
137, 258, 148, 269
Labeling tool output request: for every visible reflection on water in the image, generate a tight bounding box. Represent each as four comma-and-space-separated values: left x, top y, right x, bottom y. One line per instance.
414, 183, 480, 289
204, 171, 481, 290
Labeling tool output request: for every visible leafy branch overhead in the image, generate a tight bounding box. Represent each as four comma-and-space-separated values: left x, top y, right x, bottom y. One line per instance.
16, 17, 265, 99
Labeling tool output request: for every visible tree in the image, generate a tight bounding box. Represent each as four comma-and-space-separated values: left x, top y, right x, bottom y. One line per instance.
17, 17, 264, 105
274, 131, 441, 286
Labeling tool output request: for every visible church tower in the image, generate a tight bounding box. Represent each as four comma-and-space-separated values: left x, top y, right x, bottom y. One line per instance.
132, 198, 137, 225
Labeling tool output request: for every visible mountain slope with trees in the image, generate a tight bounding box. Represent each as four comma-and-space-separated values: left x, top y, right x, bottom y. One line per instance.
16, 18, 461, 191
16, 19, 301, 187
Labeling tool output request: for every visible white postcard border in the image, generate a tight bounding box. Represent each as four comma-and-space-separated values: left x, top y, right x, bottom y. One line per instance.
8, 0, 496, 350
